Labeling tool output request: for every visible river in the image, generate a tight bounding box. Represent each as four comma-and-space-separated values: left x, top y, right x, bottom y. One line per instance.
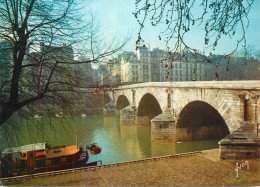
0, 115, 219, 164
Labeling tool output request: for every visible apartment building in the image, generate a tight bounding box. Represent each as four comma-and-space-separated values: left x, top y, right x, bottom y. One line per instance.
99, 46, 260, 85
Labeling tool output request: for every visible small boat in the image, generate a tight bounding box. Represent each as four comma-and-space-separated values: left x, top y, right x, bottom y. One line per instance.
0, 132, 101, 178
34, 114, 44, 119
81, 114, 87, 118
55, 113, 63, 118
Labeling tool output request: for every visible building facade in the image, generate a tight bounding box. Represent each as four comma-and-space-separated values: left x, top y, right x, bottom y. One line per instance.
216, 55, 260, 81
119, 46, 215, 84
97, 46, 260, 86
119, 52, 140, 83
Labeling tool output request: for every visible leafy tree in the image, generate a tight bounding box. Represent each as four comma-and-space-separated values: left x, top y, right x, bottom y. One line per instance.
0, 0, 126, 127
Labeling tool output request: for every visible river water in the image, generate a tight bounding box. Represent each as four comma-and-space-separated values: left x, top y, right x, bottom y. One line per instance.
0, 115, 219, 164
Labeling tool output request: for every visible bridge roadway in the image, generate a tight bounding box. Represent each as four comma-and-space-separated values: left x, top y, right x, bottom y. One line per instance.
2, 149, 259, 186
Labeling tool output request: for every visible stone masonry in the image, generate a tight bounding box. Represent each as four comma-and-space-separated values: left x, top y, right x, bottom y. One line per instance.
151, 108, 176, 142
219, 122, 260, 159
105, 81, 260, 133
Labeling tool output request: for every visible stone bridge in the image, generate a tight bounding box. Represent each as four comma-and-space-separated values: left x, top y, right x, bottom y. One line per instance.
103, 81, 260, 142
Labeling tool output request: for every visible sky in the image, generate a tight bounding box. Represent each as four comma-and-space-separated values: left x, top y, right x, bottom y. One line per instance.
89, 0, 260, 55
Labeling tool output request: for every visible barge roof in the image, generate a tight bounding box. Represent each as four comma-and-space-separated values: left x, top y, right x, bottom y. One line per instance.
2, 143, 46, 154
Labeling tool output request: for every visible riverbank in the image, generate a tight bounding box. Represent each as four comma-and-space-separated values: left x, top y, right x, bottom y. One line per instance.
4, 149, 260, 186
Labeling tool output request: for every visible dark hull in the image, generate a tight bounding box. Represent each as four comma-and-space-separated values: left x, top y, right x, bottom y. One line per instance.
33, 151, 89, 173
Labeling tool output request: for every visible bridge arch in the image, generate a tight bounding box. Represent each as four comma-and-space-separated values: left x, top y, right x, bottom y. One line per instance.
116, 95, 130, 110
175, 100, 229, 141
136, 93, 162, 125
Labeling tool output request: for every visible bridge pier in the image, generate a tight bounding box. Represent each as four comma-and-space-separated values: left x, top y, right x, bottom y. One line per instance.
120, 105, 137, 125
151, 108, 176, 142
103, 101, 116, 116
219, 122, 260, 159
115, 110, 120, 116
136, 116, 151, 126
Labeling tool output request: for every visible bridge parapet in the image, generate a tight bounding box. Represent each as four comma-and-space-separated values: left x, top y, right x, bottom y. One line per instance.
114, 81, 260, 91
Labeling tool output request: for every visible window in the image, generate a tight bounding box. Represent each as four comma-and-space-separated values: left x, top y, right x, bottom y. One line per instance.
36, 152, 45, 157
23, 153, 26, 158
180, 63, 182, 68
29, 152, 33, 157
180, 70, 182, 76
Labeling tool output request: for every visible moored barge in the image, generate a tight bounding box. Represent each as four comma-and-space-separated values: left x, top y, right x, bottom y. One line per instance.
0, 133, 101, 178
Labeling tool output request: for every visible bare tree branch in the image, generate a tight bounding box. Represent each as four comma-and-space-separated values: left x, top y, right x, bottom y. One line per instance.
0, 0, 127, 126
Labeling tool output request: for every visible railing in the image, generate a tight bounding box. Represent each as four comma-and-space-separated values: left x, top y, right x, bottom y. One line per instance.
1, 151, 201, 183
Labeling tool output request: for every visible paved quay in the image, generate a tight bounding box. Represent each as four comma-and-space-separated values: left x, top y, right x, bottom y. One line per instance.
4, 149, 260, 186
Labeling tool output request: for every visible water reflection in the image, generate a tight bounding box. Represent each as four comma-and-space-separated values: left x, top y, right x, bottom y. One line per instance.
0, 115, 219, 165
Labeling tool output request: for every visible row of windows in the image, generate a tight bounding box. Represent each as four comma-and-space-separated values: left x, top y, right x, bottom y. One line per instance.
161, 63, 206, 69
128, 61, 209, 69
143, 70, 149, 76
132, 77, 138, 82
131, 64, 151, 69
161, 76, 205, 81
143, 65, 149, 69
140, 53, 167, 57
161, 70, 213, 75
143, 77, 149, 82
